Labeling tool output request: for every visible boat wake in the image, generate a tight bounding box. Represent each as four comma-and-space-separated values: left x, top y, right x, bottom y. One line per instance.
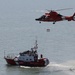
46, 60, 75, 75
20, 60, 75, 75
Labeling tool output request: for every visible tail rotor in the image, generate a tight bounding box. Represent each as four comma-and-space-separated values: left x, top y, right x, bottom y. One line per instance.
73, 13, 75, 21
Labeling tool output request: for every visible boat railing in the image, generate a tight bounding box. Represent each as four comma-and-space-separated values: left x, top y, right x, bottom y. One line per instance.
4, 53, 18, 59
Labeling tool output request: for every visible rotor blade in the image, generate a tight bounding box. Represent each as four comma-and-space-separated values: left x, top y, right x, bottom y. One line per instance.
46, 9, 52, 12
55, 8, 73, 11
46, 8, 73, 12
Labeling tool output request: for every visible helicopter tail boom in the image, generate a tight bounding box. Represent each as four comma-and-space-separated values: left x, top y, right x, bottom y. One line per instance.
72, 13, 75, 21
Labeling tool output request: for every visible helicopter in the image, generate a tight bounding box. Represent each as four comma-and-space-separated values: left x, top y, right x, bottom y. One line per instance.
35, 8, 75, 24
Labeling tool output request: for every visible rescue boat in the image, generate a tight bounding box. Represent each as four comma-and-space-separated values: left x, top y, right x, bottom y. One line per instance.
4, 40, 49, 67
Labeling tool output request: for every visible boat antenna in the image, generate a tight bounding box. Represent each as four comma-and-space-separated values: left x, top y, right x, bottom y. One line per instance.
33, 37, 38, 50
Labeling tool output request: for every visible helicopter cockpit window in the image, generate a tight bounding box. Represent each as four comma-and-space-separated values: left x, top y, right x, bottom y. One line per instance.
58, 14, 62, 17
40, 15, 46, 19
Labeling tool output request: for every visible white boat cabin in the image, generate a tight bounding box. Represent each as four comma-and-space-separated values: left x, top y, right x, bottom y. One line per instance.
18, 50, 38, 62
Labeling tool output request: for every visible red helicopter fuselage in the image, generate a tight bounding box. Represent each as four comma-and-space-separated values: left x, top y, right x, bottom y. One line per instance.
35, 11, 75, 24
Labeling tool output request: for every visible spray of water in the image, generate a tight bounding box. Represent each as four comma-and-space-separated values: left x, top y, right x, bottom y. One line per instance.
20, 60, 75, 75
